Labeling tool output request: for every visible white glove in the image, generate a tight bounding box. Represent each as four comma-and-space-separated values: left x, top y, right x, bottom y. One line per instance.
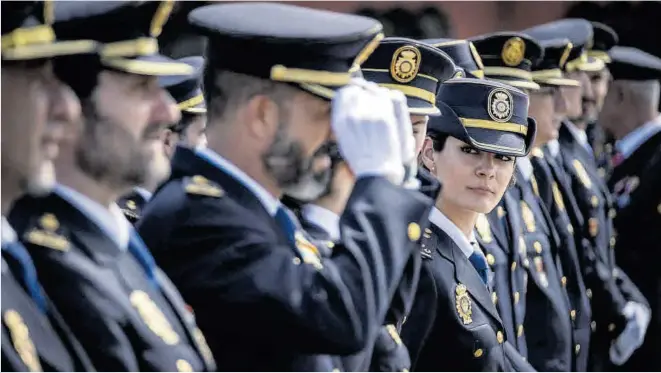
609, 301, 651, 365
386, 88, 419, 189
331, 78, 404, 185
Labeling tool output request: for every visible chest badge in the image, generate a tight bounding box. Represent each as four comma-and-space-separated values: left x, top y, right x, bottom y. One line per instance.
455, 284, 473, 325
3, 309, 42, 372
130, 290, 180, 345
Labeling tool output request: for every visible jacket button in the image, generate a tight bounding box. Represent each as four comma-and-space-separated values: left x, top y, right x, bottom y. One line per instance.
517, 325, 524, 337
586, 288, 592, 299
534, 241, 542, 253
561, 276, 567, 287
575, 344, 581, 354
474, 348, 484, 358
570, 309, 576, 321
497, 331, 504, 344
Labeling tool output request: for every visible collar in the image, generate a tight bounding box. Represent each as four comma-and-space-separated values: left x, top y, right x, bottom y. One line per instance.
428, 207, 475, 259
133, 187, 153, 202
546, 139, 561, 158
2, 215, 17, 246
301, 204, 340, 242
565, 120, 592, 152
615, 115, 661, 159
516, 156, 534, 181
54, 184, 130, 251
196, 147, 280, 217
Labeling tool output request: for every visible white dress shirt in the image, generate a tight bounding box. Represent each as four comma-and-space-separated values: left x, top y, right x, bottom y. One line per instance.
428, 207, 476, 259
615, 115, 661, 159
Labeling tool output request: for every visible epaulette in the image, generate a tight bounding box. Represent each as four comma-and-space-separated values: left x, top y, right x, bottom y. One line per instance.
118, 199, 140, 221
531, 147, 544, 158
23, 213, 71, 251
184, 175, 224, 198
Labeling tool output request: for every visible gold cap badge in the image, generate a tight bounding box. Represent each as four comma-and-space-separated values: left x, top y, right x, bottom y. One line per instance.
390, 45, 421, 83
487, 88, 514, 123
501, 37, 526, 67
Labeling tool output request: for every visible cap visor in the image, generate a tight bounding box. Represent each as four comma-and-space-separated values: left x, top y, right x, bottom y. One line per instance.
2, 40, 97, 61
487, 77, 541, 91
102, 54, 194, 76
536, 77, 581, 87
407, 97, 440, 116
576, 56, 605, 72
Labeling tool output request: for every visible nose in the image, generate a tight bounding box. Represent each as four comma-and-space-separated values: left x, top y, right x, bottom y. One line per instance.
48, 79, 81, 127
582, 73, 595, 99
152, 88, 181, 126
475, 153, 496, 179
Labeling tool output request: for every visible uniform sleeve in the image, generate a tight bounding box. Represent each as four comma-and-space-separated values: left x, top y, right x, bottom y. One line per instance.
503, 341, 536, 372
140, 176, 434, 356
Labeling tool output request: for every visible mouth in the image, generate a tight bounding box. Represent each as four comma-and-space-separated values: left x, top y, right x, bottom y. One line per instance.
467, 186, 495, 195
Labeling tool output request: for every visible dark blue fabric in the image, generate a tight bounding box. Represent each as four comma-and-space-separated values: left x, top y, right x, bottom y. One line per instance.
128, 229, 159, 290
2, 241, 48, 314
468, 249, 489, 286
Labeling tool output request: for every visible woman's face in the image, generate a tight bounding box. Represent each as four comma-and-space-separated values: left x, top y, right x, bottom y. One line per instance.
422, 136, 515, 214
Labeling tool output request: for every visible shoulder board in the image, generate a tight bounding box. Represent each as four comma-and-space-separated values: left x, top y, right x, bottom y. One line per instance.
184, 175, 224, 198
23, 213, 70, 251
531, 147, 544, 158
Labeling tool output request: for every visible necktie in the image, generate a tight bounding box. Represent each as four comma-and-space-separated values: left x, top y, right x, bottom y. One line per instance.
468, 244, 489, 287
2, 241, 48, 314
275, 206, 298, 247
128, 229, 159, 290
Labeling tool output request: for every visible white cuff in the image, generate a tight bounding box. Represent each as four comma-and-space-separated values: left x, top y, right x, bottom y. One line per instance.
301, 204, 341, 242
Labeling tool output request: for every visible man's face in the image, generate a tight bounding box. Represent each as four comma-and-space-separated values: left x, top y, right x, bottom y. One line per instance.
588, 68, 611, 113
562, 70, 590, 121
1, 60, 80, 197
528, 87, 556, 145
75, 70, 179, 191
410, 114, 429, 156
597, 81, 624, 137
181, 114, 207, 149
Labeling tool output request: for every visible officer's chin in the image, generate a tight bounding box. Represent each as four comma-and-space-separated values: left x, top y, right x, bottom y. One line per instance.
25, 162, 56, 197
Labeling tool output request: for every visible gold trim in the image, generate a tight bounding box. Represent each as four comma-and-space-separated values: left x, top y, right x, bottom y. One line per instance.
2, 25, 55, 50
460, 118, 528, 135
483, 66, 532, 81
352, 31, 384, 67
271, 65, 351, 86
102, 38, 158, 58
101, 57, 193, 76
469, 42, 485, 70
2, 40, 97, 61
487, 78, 540, 91
566, 52, 605, 72
183, 107, 207, 114
431, 39, 467, 47
361, 68, 439, 82
560, 42, 573, 68
588, 50, 611, 63
532, 68, 563, 80
536, 77, 580, 87
471, 69, 485, 79
43, 0, 54, 25
150, 0, 174, 37
378, 83, 436, 104
298, 83, 336, 100
178, 94, 204, 110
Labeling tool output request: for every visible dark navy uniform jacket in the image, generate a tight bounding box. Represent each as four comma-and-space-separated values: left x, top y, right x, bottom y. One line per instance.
530, 149, 592, 372
607, 129, 661, 372
1, 255, 94, 372
476, 193, 529, 359
8, 193, 216, 372
401, 220, 534, 372
557, 122, 648, 365
510, 165, 575, 372
136, 146, 436, 371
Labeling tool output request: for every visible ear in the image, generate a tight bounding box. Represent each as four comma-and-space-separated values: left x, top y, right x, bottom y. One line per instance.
163, 129, 178, 158
420, 137, 437, 172
245, 94, 280, 144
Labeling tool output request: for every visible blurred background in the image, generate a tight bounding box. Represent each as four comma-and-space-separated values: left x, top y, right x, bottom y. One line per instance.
159, 1, 661, 61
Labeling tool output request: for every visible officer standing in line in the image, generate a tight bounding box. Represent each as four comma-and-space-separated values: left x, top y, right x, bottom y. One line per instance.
525, 19, 651, 371
522, 35, 594, 372
118, 56, 208, 225
8, 2, 218, 371
424, 36, 531, 360
599, 46, 661, 372
136, 3, 438, 371
471, 31, 576, 372
401, 77, 535, 372
288, 37, 457, 372
584, 22, 619, 177
1, 1, 97, 370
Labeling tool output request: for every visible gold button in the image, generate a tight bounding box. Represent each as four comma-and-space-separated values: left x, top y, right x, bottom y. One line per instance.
575, 344, 581, 354
492, 292, 498, 305
534, 241, 542, 253
177, 359, 193, 372
570, 309, 576, 321
591, 321, 597, 332
487, 254, 495, 266
608, 323, 616, 332
517, 324, 524, 337
613, 268, 619, 278
591, 195, 599, 207
598, 168, 606, 177
567, 224, 574, 234
511, 261, 517, 271
408, 223, 421, 241
610, 208, 617, 219
610, 237, 616, 247
327, 241, 335, 249
403, 370, 409, 373
561, 276, 567, 287
523, 258, 530, 268
586, 288, 592, 299
292, 257, 301, 265
332, 369, 341, 372
474, 348, 484, 358
497, 331, 504, 343
514, 291, 520, 304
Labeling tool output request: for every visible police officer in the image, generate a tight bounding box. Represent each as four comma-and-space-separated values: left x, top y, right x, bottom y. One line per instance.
402, 77, 535, 372
8, 2, 217, 371
526, 19, 650, 371
136, 3, 437, 371
291, 37, 456, 371
471, 31, 576, 371
118, 56, 208, 225
599, 46, 660, 372
522, 34, 594, 372
421, 38, 485, 79
1, 1, 98, 370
